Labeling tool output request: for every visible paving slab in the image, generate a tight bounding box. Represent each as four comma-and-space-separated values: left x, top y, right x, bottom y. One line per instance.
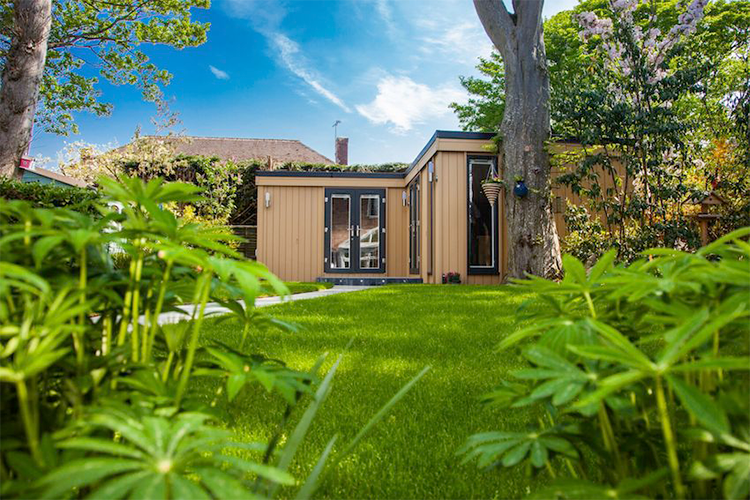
155, 285, 371, 325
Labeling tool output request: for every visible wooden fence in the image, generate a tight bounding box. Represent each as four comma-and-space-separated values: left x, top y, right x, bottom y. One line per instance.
229, 225, 257, 259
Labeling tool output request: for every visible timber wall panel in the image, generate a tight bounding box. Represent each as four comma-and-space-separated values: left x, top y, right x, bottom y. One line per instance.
256, 186, 324, 282
386, 187, 409, 277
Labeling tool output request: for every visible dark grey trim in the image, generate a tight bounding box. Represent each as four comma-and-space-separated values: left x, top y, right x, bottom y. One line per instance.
405, 130, 496, 177
428, 161, 434, 276
408, 176, 420, 275
466, 155, 500, 276
256, 170, 403, 179
323, 188, 387, 274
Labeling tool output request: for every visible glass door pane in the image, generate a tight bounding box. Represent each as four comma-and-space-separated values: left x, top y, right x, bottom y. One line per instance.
359, 195, 380, 269
330, 194, 351, 269
468, 158, 497, 271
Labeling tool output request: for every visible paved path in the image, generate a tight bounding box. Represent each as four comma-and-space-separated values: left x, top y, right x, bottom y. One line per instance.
156, 285, 371, 325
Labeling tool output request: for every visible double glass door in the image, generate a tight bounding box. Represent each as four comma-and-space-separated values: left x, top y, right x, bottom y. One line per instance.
324, 188, 386, 273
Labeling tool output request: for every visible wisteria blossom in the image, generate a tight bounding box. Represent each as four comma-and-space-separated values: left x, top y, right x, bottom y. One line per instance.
577, 0, 708, 85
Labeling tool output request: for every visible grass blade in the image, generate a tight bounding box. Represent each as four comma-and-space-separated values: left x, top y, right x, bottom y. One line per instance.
294, 435, 338, 500
268, 354, 343, 498
338, 365, 431, 459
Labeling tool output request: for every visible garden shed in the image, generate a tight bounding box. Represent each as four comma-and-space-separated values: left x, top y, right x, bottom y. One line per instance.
255, 131, 606, 285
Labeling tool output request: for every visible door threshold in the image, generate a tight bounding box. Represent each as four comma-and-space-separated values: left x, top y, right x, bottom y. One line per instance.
317, 277, 423, 286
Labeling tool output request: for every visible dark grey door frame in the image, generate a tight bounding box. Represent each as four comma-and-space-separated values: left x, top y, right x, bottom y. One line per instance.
408, 177, 420, 275
467, 155, 499, 276
324, 188, 387, 274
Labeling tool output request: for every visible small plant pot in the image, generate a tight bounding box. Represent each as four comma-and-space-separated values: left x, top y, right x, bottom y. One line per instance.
443, 273, 461, 284
513, 180, 528, 198
481, 182, 502, 207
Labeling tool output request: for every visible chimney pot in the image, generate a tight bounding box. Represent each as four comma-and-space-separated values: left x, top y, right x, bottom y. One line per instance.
335, 137, 349, 165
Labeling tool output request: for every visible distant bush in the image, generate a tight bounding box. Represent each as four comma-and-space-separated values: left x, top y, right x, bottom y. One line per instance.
0, 177, 100, 212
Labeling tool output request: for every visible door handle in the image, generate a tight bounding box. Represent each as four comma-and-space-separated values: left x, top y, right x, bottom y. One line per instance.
355, 225, 360, 237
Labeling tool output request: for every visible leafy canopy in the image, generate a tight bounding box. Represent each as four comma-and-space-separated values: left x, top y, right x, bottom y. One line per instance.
0, 0, 210, 135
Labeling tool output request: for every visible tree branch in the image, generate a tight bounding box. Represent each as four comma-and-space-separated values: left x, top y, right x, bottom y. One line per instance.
473, 0, 515, 56
514, 0, 544, 33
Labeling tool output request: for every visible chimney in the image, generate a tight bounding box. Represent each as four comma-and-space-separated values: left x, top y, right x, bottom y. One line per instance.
335, 137, 348, 165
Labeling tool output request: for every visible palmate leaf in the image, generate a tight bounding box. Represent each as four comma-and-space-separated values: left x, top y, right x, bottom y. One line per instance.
722, 454, 750, 500
511, 346, 594, 407
129, 474, 168, 500
217, 455, 295, 485
572, 370, 646, 410
667, 375, 730, 435
459, 427, 580, 469
36, 457, 144, 498
498, 315, 596, 354
690, 452, 750, 500
39, 408, 288, 500
530, 468, 668, 500
168, 474, 211, 500
671, 357, 750, 373
84, 470, 152, 500
194, 467, 258, 500
659, 299, 748, 366
480, 380, 528, 408
586, 319, 654, 371
201, 344, 313, 404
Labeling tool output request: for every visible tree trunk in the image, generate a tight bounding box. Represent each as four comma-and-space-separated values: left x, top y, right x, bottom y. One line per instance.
474, 0, 562, 279
0, 0, 52, 179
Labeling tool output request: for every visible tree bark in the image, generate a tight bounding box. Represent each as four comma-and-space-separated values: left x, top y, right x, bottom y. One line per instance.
474, 0, 562, 279
0, 0, 52, 179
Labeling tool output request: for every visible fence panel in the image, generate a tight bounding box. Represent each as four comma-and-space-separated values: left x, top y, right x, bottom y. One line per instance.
229, 225, 257, 259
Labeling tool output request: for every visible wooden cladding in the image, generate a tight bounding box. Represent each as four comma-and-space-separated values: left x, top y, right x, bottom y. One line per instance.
255, 138, 624, 284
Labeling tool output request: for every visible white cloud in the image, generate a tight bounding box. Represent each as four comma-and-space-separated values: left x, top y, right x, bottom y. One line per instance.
223, 0, 286, 27
374, 0, 397, 36
271, 33, 351, 113
209, 65, 230, 80
356, 75, 465, 133
222, 0, 349, 112
419, 21, 494, 62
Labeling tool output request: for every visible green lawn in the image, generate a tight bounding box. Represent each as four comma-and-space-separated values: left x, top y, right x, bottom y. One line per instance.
199, 285, 542, 499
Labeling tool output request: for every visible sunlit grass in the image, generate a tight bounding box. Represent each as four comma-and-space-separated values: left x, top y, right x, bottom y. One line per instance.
198, 285, 541, 499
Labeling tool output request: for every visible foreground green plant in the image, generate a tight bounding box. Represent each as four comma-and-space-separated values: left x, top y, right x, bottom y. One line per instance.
462, 228, 750, 499
0, 176, 426, 499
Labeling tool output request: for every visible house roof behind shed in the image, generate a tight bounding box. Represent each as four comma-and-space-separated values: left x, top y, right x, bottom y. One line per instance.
23, 166, 88, 188
144, 136, 334, 165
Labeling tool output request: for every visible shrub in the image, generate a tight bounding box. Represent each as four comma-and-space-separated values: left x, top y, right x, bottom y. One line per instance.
461, 228, 750, 499
0, 177, 100, 212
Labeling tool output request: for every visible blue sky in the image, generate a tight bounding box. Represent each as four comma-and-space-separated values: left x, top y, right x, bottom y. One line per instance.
32, 0, 577, 167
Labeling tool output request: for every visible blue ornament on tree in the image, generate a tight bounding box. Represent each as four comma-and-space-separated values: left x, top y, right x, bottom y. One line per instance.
513, 180, 528, 198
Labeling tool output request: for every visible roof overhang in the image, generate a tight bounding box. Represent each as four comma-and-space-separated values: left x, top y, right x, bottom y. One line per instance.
255, 130, 497, 187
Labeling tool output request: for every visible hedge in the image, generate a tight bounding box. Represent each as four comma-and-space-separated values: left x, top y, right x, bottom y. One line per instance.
0, 178, 101, 212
